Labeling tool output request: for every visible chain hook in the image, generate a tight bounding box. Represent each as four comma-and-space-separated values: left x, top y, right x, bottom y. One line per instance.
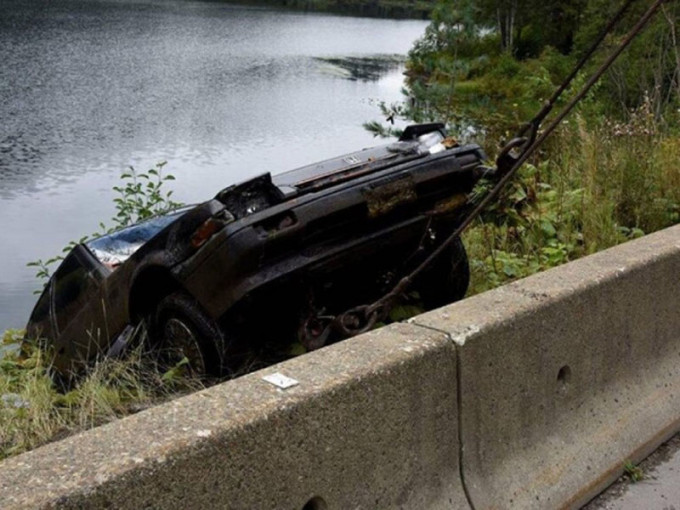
334, 305, 381, 337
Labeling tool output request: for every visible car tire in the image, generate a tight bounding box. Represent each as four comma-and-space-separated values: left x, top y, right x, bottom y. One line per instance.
151, 292, 225, 377
415, 236, 470, 310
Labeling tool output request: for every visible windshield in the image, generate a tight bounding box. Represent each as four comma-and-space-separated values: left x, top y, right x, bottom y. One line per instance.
86, 209, 189, 268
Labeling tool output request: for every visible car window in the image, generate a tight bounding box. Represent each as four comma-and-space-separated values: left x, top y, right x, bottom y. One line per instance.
86, 209, 188, 267
27, 281, 53, 339
52, 251, 99, 334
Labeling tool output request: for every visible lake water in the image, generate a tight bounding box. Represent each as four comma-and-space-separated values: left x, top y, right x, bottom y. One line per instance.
0, 0, 428, 331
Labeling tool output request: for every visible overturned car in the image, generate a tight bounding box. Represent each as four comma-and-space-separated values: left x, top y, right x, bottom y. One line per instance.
26, 124, 489, 376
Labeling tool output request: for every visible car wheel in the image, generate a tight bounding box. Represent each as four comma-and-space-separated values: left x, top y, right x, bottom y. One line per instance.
415, 236, 470, 310
151, 292, 225, 377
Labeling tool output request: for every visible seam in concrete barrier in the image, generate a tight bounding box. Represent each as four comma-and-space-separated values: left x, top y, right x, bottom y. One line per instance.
0, 323, 467, 509
409, 321, 477, 510
411, 224, 680, 509
455, 336, 476, 510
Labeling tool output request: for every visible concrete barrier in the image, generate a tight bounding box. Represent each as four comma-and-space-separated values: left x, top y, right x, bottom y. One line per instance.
0, 323, 469, 510
413, 224, 680, 508
1, 224, 679, 509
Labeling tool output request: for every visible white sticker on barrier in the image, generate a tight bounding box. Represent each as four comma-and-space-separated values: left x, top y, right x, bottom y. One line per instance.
262, 373, 299, 390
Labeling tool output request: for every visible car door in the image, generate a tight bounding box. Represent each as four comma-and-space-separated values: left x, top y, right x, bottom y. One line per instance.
51, 245, 109, 372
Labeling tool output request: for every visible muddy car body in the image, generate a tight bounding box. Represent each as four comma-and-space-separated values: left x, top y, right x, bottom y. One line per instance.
26, 124, 488, 375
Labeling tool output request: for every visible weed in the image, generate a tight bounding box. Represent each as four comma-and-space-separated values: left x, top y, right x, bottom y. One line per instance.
624, 460, 644, 482
464, 117, 680, 295
111, 161, 182, 230
26, 162, 182, 284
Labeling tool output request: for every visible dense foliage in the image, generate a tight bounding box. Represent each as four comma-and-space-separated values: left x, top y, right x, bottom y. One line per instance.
367, 0, 680, 292
369, 0, 678, 134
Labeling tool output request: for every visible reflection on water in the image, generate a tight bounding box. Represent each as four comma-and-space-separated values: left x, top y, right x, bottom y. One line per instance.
0, 0, 427, 330
315, 55, 405, 81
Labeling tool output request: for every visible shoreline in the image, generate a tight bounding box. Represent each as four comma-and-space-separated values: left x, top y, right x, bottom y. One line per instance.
205, 0, 433, 19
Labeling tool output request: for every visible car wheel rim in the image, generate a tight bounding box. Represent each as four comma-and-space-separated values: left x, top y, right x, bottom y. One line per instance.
163, 318, 206, 375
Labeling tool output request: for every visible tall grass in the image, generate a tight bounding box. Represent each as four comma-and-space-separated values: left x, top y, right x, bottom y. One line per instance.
0, 329, 202, 460
465, 105, 680, 294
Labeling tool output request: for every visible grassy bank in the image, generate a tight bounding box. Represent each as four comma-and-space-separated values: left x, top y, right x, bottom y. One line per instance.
0, 330, 204, 461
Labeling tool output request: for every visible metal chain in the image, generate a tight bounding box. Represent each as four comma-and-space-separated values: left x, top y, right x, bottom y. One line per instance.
332, 0, 670, 338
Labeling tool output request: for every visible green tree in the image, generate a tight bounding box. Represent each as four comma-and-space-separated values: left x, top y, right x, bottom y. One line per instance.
472, 0, 586, 56
574, 0, 680, 116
